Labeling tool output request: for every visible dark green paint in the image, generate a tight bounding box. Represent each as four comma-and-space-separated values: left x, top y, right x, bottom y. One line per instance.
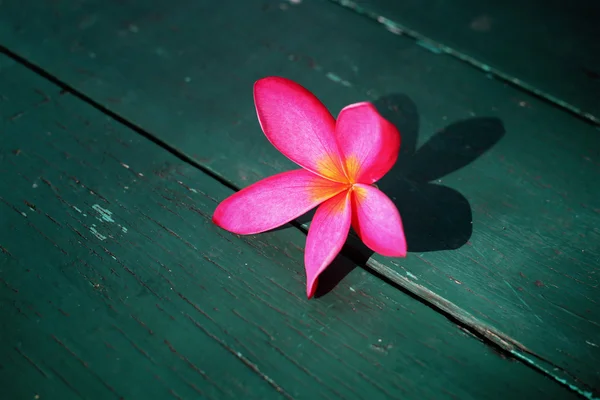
329, 0, 600, 123
0, 55, 582, 400
0, 0, 599, 396
1, 0, 598, 393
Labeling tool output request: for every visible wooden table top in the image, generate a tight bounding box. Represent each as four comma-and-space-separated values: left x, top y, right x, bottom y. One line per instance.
1, 0, 598, 399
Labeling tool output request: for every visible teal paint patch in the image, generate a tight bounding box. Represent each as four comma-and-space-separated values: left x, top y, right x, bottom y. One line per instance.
416, 40, 442, 54
406, 271, 418, 280
510, 351, 599, 400
325, 72, 352, 87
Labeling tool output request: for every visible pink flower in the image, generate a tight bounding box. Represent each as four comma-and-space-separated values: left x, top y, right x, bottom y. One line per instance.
213, 77, 407, 298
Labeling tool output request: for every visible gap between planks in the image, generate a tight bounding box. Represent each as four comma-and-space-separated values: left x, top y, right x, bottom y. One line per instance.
1, 44, 597, 400
325, 0, 600, 128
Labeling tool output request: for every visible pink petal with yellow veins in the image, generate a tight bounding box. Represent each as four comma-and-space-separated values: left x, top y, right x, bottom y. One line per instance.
304, 190, 352, 298
336, 102, 400, 184
213, 169, 347, 235
254, 77, 347, 182
351, 184, 407, 257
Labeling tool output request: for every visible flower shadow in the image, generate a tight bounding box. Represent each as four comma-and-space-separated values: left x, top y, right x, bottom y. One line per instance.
315, 93, 506, 297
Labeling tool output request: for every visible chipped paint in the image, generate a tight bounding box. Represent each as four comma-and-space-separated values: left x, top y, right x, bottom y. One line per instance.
511, 351, 598, 400
91, 204, 128, 233
325, 72, 352, 87
92, 204, 115, 223
406, 271, 418, 280
177, 180, 199, 193
379, 18, 403, 35
416, 40, 442, 54
89, 225, 107, 241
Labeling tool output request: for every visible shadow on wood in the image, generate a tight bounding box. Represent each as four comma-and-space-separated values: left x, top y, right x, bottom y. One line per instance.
317, 94, 505, 296
375, 94, 505, 252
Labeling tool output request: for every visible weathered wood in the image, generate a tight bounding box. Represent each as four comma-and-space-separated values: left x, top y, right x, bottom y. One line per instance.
0, 0, 599, 394
328, 0, 600, 124
0, 56, 583, 400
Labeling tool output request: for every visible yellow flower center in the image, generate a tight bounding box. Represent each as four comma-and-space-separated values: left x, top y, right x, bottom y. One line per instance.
343, 154, 361, 184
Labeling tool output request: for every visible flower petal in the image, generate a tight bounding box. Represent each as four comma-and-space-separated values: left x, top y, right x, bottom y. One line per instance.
351, 184, 407, 257
304, 191, 352, 298
336, 102, 401, 184
213, 169, 346, 235
254, 77, 347, 182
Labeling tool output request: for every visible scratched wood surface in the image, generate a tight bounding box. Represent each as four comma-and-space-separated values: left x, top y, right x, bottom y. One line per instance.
0, 0, 599, 395
328, 0, 600, 123
1, 56, 584, 400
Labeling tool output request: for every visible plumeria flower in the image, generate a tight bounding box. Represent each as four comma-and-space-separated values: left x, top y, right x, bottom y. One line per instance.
213, 77, 406, 298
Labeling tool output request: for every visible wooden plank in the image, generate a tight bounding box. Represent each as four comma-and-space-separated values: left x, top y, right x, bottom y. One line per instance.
1, 0, 599, 394
328, 0, 600, 124
0, 56, 583, 400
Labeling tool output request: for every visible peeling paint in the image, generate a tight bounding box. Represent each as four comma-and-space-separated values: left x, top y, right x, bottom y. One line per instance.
89, 225, 107, 241
416, 40, 442, 54
511, 351, 598, 400
91, 204, 128, 234
406, 271, 418, 280
92, 204, 115, 223
325, 72, 352, 87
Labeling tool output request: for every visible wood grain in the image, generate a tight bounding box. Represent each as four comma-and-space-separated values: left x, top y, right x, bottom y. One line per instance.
327, 0, 600, 123
0, 55, 582, 400
0, 0, 598, 394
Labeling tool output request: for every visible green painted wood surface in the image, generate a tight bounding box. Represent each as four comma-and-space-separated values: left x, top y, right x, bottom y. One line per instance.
328, 0, 600, 124
0, 55, 583, 400
0, 0, 599, 395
